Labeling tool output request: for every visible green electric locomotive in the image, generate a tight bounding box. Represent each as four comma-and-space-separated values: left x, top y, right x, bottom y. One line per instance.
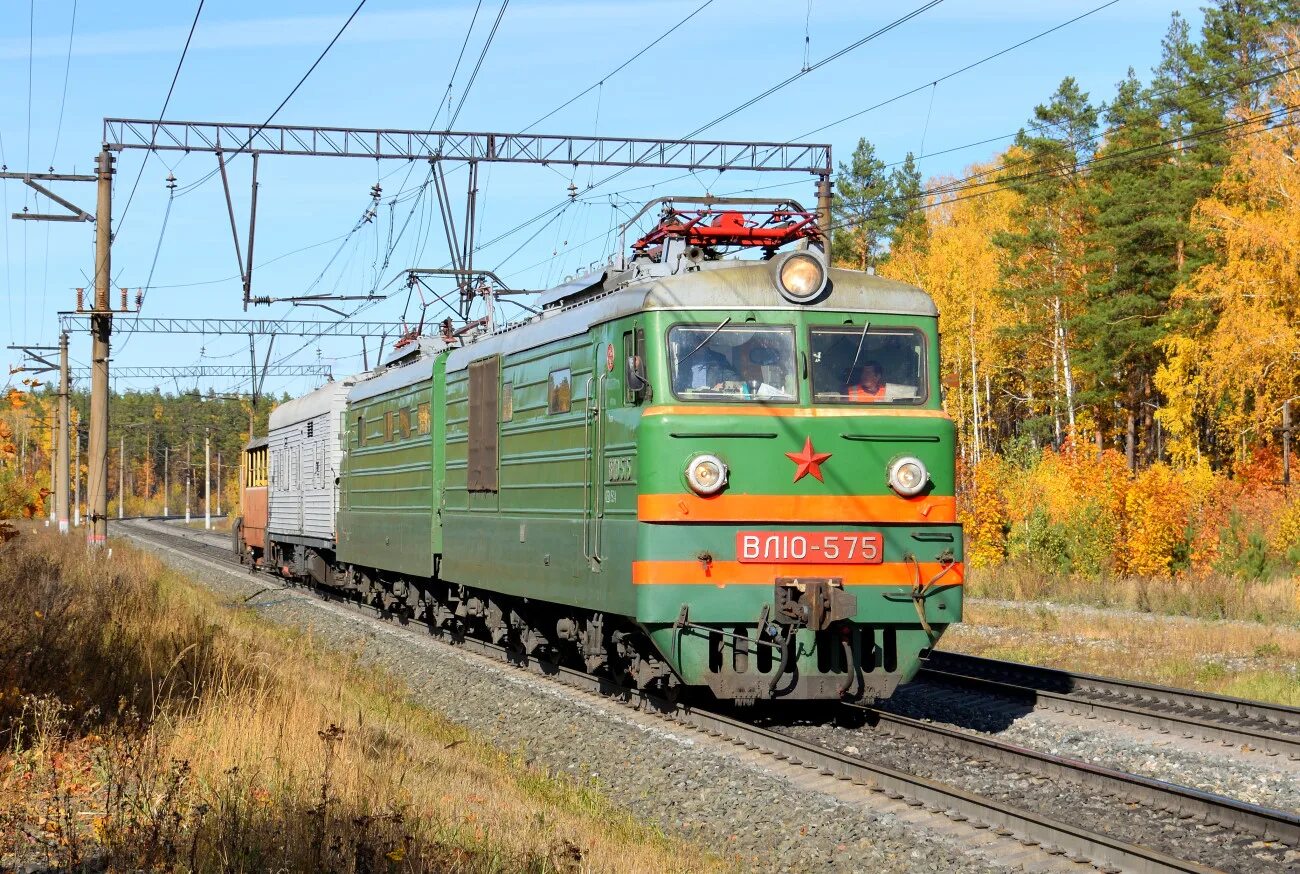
257, 198, 963, 704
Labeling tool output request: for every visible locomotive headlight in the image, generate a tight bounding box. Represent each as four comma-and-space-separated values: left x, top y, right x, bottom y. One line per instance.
774, 252, 826, 304
888, 456, 928, 497
686, 454, 728, 496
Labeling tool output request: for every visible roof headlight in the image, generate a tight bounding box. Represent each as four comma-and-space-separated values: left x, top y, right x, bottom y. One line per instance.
888, 456, 928, 497
686, 454, 728, 496
775, 252, 826, 304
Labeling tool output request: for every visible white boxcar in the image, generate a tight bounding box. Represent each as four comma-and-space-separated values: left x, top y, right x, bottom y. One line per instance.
267, 377, 355, 550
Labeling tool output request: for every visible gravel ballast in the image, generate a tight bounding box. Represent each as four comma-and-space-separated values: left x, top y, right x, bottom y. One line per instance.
880, 680, 1300, 814
118, 524, 1014, 874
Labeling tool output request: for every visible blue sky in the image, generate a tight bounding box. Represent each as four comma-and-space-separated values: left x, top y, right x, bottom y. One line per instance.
0, 0, 1203, 400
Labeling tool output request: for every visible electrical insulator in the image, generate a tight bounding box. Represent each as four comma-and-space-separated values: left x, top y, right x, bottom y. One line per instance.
567, 182, 578, 201
120, 287, 128, 312
166, 173, 177, 190
135, 289, 143, 310
370, 183, 382, 200
75, 288, 84, 311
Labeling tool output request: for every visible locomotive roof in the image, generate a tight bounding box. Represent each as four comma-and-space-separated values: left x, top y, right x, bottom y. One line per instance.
267, 377, 355, 430
347, 352, 438, 404
445, 260, 935, 372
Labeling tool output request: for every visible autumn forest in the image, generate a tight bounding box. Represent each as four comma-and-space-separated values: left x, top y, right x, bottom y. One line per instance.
833, 2, 1300, 591
2, 1, 1299, 599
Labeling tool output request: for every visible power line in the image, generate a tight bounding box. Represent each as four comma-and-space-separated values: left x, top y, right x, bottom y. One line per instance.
480, 1, 945, 276
794, 0, 1121, 142
447, 0, 510, 128
824, 101, 1298, 238
684, 0, 945, 139
114, 0, 205, 242
436, 0, 484, 128
177, 0, 369, 197
49, 0, 78, 165
521, 0, 719, 132
25, 0, 34, 177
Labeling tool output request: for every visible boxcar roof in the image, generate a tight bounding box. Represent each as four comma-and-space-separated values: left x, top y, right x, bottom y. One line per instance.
446, 261, 934, 372
268, 378, 355, 430
244, 436, 268, 451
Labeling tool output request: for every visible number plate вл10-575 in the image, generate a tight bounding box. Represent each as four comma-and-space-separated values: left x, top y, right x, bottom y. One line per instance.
736, 532, 883, 564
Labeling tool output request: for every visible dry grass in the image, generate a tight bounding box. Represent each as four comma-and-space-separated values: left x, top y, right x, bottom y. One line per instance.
964, 564, 1300, 624
0, 530, 720, 873
942, 598, 1300, 706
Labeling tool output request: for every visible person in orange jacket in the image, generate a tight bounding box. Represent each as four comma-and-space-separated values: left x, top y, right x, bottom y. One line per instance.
846, 361, 886, 402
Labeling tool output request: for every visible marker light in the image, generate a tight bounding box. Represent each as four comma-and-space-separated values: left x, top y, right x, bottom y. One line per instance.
888, 456, 928, 497
774, 252, 827, 304
686, 454, 728, 496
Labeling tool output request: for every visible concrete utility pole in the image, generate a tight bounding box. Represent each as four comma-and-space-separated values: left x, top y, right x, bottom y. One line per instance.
163, 445, 169, 516
88, 148, 115, 546
216, 451, 222, 515
48, 424, 56, 524
204, 434, 211, 530
815, 174, 833, 246
56, 332, 70, 533
118, 434, 125, 520
185, 442, 191, 524
73, 426, 80, 527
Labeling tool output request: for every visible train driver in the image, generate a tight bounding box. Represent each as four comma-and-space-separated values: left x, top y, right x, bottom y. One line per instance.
846, 361, 887, 402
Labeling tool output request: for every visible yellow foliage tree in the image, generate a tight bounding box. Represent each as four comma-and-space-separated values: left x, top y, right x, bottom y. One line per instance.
1121, 463, 1192, 577
1157, 43, 1300, 464
883, 160, 1025, 463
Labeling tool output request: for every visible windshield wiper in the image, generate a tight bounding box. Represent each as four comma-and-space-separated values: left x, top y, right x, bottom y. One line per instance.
680, 317, 733, 364
847, 319, 871, 376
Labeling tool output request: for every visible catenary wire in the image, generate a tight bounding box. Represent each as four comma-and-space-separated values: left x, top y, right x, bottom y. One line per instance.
447, 0, 510, 128
822, 102, 1298, 238
114, 0, 206, 242
480, 0, 954, 272
521, 0, 718, 132
176, 0, 369, 197
793, 0, 1121, 142
49, 0, 78, 165
683, 0, 944, 139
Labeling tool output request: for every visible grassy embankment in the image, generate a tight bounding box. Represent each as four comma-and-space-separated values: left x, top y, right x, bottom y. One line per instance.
0, 530, 717, 873
942, 567, 1300, 706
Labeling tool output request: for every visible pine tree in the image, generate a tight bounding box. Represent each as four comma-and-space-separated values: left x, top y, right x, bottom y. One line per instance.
888, 152, 927, 258
831, 138, 893, 271
993, 77, 1099, 447
1075, 71, 1179, 468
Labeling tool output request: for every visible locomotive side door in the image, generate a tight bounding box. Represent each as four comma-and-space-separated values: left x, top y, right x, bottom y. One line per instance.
584, 331, 617, 571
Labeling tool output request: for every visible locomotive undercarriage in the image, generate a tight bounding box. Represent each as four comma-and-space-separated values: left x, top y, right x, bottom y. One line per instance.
259, 540, 910, 704
262, 540, 683, 700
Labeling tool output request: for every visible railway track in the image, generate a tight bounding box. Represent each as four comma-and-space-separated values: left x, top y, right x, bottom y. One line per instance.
116, 519, 1298, 874
918, 650, 1300, 760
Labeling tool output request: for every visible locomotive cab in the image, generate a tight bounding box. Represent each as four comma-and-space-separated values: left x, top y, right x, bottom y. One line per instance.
603, 201, 963, 703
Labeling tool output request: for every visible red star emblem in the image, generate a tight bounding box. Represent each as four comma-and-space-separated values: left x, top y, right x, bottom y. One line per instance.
785, 436, 832, 482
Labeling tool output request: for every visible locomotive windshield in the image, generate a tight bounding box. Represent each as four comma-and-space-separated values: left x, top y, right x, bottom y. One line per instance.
669, 324, 798, 402
809, 326, 927, 404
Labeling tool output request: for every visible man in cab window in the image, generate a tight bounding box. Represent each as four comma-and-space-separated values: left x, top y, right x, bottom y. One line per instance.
846, 361, 886, 402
